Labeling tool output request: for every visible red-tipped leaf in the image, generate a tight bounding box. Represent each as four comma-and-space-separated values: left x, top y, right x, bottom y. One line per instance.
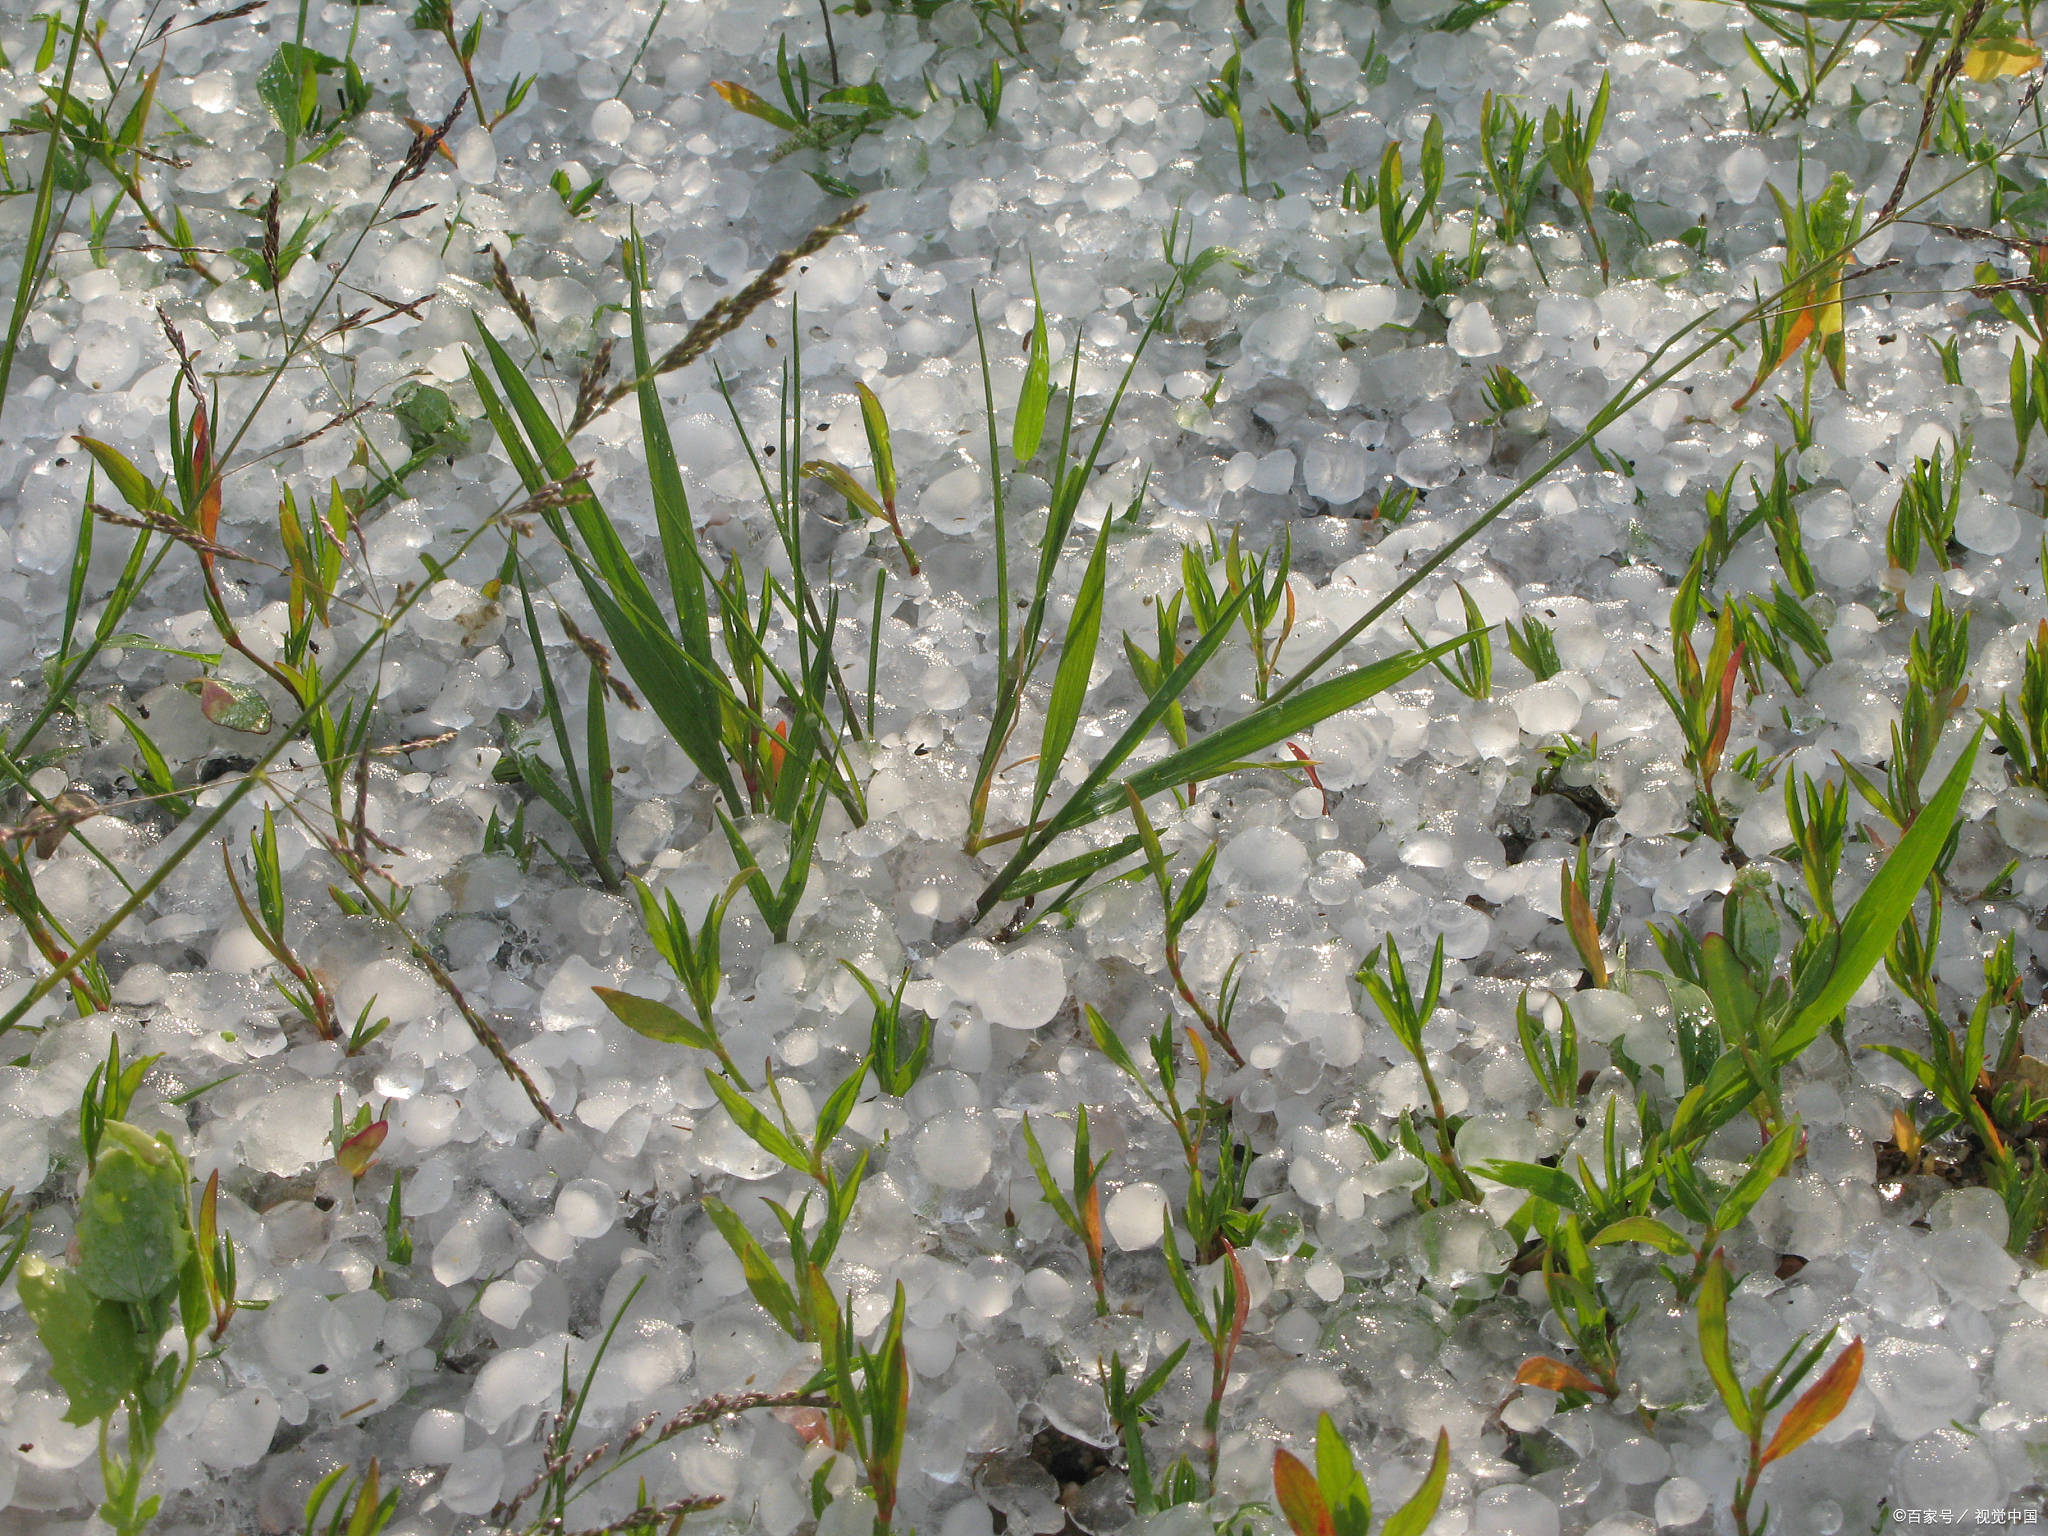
1759, 1337, 1863, 1466
1272, 1448, 1334, 1536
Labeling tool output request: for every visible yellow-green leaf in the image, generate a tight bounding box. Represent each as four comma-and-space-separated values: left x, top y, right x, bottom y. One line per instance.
855, 382, 896, 511
1965, 38, 2041, 79
800, 460, 883, 522
1381, 1428, 1451, 1536
592, 986, 716, 1050
1697, 1250, 1754, 1435
711, 80, 801, 131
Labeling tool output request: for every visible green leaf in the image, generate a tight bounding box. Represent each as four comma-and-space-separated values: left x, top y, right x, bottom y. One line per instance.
706, 1073, 813, 1175
475, 314, 742, 817
983, 626, 1456, 913
1315, 1412, 1370, 1536
1014, 280, 1051, 463
1588, 1214, 1692, 1255
701, 1197, 802, 1337
800, 460, 883, 521
856, 382, 896, 511
18, 1256, 147, 1425
1033, 511, 1114, 824
1774, 728, 1982, 1065
1697, 1250, 1753, 1435
1475, 1159, 1585, 1213
390, 381, 465, 455
1699, 933, 1761, 1037
592, 986, 716, 1050
257, 44, 340, 137
1020, 1114, 1081, 1234
815, 1056, 870, 1150
1083, 1003, 1142, 1080
76, 1124, 190, 1305
1713, 1121, 1800, 1233
73, 436, 174, 519
1380, 1428, 1451, 1536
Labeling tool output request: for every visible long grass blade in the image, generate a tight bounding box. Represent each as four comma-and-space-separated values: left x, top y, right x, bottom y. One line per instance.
1031, 511, 1113, 825
1014, 267, 1051, 462
0, 0, 88, 433
1773, 726, 1981, 1064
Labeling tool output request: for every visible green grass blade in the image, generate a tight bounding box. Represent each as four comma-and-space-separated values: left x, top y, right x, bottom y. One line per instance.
857, 382, 896, 510
1068, 631, 1472, 837
1014, 270, 1051, 463
971, 294, 1012, 687
475, 325, 747, 816
0, 0, 87, 433
586, 663, 614, 874
513, 565, 590, 830
1031, 512, 1113, 825
1773, 726, 1981, 1065
974, 582, 1254, 912
626, 249, 716, 680
1380, 1430, 1449, 1536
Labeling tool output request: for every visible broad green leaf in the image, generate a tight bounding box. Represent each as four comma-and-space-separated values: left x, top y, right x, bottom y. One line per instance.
592, 987, 717, 1050
1697, 1251, 1753, 1435
256, 43, 343, 135
1774, 729, 1981, 1065
1033, 511, 1114, 823
1713, 1121, 1800, 1232
391, 381, 465, 454
1380, 1428, 1451, 1536
1271, 1448, 1333, 1536
77, 1124, 190, 1305
18, 1256, 147, 1424
1759, 1337, 1863, 1465
1699, 933, 1760, 1036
